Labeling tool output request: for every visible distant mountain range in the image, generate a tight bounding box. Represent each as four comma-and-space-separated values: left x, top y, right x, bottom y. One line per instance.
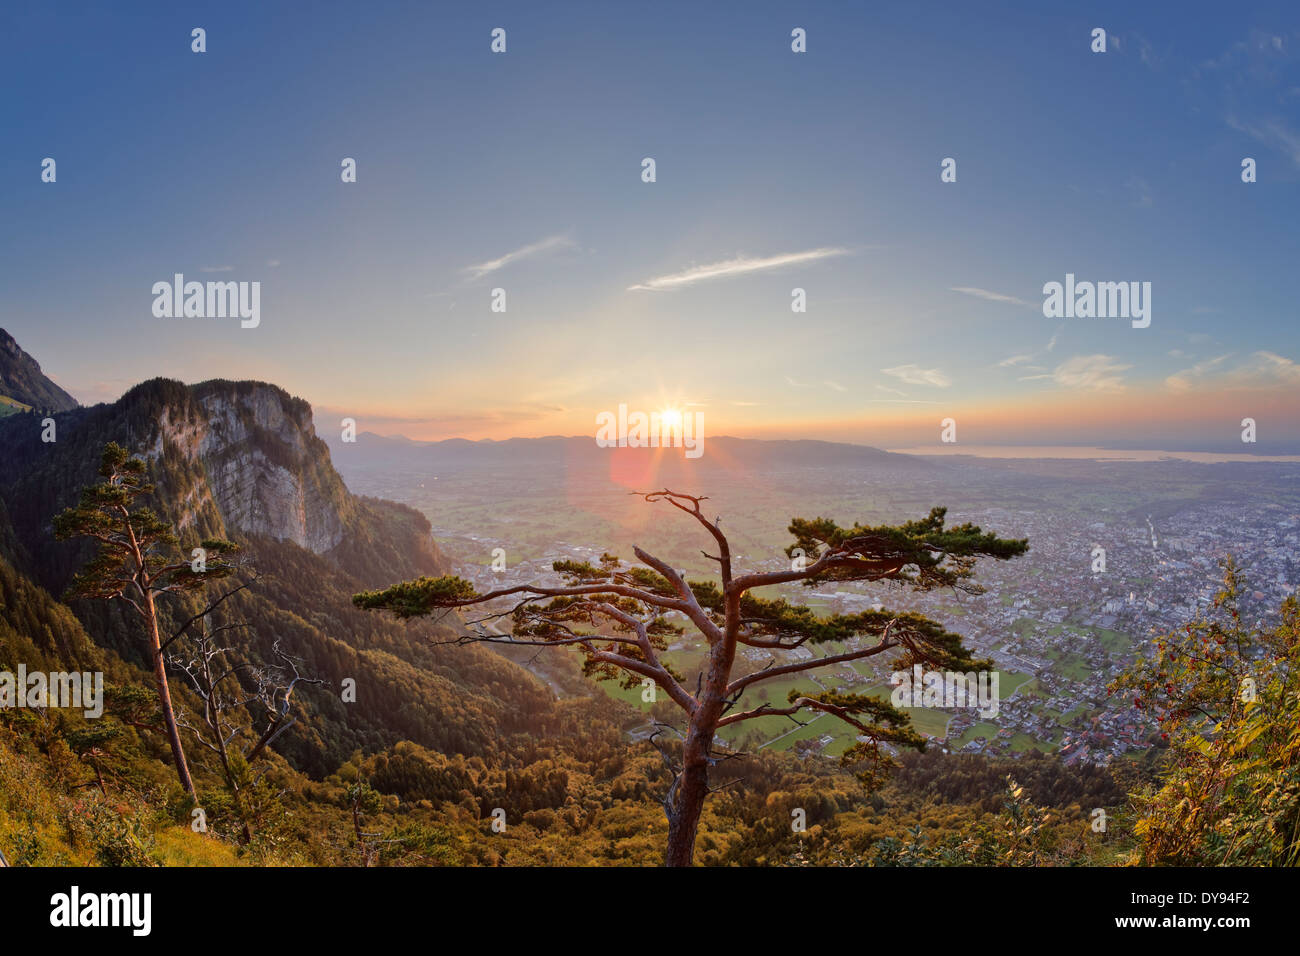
324, 429, 934, 478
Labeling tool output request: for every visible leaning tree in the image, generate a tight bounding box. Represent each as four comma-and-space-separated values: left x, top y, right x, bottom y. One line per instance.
354, 490, 1027, 866
54, 442, 241, 800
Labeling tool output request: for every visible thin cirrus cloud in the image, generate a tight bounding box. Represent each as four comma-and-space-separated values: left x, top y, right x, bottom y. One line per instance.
627, 247, 849, 291
462, 234, 576, 281
881, 364, 951, 387
1030, 354, 1131, 392
1164, 353, 1232, 392
950, 286, 1032, 307
1227, 115, 1300, 167
1166, 351, 1300, 391
998, 327, 1061, 370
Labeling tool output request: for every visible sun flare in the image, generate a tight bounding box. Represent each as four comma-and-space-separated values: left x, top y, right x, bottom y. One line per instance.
659, 407, 684, 428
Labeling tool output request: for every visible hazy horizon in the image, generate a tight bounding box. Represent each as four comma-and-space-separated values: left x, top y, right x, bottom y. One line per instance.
320, 423, 1300, 459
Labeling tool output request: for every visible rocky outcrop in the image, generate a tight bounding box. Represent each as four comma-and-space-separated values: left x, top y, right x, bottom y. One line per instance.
149, 381, 354, 554
0, 328, 78, 412
0, 374, 448, 600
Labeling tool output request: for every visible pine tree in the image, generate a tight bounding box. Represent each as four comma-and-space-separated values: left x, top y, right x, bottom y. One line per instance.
355, 489, 1027, 866
53, 441, 239, 800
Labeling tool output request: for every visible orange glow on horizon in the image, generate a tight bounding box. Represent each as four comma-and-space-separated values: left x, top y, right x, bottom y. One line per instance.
324, 382, 1300, 447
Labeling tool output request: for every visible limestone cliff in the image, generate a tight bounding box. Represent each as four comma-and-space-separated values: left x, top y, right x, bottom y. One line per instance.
0, 377, 444, 593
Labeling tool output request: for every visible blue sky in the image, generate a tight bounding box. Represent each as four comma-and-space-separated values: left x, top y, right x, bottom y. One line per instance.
2, 1, 1298, 450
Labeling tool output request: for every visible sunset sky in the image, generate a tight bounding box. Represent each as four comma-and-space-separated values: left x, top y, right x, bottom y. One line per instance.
3, 1, 1298, 451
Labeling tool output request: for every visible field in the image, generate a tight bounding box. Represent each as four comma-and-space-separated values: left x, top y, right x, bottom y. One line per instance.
0, 395, 32, 418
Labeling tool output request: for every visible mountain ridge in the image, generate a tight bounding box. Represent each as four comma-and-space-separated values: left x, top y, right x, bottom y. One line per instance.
324, 429, 936, 478
0, 328, 78, 414
0, 371, 574, 778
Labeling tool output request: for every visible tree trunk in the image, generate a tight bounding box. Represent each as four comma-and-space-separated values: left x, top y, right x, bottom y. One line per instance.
145, 592, 197, 800
664, 727, 712, 867
352, 803, 371, 867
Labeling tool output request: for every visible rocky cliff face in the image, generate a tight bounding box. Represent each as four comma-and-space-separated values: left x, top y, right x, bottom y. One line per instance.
150, 381, 353, 554
0, 369, 504, 781
0, 328, 78, 412
0, 377, 443, 593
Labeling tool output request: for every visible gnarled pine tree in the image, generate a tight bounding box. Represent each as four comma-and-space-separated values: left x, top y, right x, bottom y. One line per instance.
354, 490, 1027, 866
54, 441, 239, 800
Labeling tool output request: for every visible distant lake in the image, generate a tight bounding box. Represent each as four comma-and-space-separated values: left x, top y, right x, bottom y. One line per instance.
886, 445, 1300, 463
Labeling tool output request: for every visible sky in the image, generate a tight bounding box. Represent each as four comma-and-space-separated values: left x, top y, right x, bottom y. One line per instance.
2, 1, 1299, 452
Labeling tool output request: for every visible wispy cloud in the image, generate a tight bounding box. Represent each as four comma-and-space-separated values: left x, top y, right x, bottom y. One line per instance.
823, 380, 847, 393
200, 265, 233, 273
628, 247, 849, 291
1227, 115, 1300, 167
1167, 351, 1300, 391
463, 234, 576, 281
1049, 354, 1131, 392
1251, 351, 1300, 384
1196, 31, 1300, 168
1138, 35, 1166, 71
875, 384, 906, 397
950, 287, 1031, 307
881, 364, 951, 388
998, 327, 1061, 370
1165, 353, 1233, 391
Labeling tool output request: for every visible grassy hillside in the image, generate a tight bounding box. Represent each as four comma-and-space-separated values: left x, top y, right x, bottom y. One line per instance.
0, 395, 32, 419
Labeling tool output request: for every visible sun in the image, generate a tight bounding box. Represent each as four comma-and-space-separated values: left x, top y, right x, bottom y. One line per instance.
659, 407, 683, 428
